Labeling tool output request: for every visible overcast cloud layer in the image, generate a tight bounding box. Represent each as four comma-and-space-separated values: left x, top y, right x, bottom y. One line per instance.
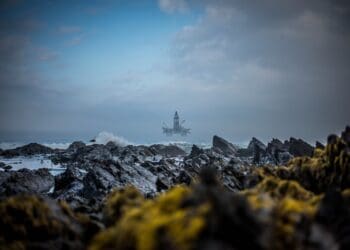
0, 0, 349, 144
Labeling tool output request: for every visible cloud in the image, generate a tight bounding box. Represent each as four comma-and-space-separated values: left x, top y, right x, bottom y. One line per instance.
65, 35, 84, 46
83, 6, 106, 15
57, 25, 81, 34
1, 0, 350, 143
158, 0, 188, 13
36, 48, 59, 61
162, 0, 350, 141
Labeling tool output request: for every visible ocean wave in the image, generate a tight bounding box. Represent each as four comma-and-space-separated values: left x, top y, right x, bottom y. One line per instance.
93, 131, 131, 147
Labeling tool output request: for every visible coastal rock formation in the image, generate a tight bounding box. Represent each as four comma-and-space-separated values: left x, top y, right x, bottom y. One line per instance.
89, 126, 350, 250
0, 143, 54, 157
1, 127, 349, 249
0, 127, 350, 250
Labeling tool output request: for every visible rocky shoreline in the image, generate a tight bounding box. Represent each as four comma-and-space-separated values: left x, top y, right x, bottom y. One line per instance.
1, 128, 347, 250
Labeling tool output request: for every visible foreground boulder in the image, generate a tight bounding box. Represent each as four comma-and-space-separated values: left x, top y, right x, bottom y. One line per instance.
90, 169, 263, 250
0, 195, 100, 250
0, 168, 54, 198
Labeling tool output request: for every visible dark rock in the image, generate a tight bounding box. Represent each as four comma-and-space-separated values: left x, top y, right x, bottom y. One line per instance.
149, 144, 186, 157
174, 170, 192, 185
312, 191, 350, 250
327, 134, 338, 145
1, 143, 54, 157
84, 145, 113, 162
54, 165, 86, 192
0, 168, 54, 197
67, 141, 86, 152
285, 137, 314, 157
247, 138, 267, 165
106, 141, 118, 150
316, 141, 325, 150
0, 195, 100, 250
189, 144, 204, 158
52, 144, 113, 164
248, 137, 267, 152
267, 139, 292, 165
80, 165, 119, 200
267, 138, 286, 152
341, 126, 350, 145
212, 135, 237, 156
156, 177, 169, 192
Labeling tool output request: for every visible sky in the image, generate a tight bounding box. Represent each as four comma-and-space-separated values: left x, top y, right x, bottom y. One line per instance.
0, 0, 349, 145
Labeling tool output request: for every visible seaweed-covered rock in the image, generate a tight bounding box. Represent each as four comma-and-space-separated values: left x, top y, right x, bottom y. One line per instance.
0, 195, 99, 250
103, 186, 145, 226
90, 168, 263, 250
280, 133, 350, 194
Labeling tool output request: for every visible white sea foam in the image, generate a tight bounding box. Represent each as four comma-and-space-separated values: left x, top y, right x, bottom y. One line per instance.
93, 131, 131, 146
0, 155, 65, 176
43, 142, 71, 149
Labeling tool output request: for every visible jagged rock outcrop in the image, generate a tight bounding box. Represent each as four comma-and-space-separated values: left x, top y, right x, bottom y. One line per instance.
0, 127, 349, 250
284, 137, 314, 157
188, 144, 204, 158
212, 135, 237, 156
149, 144, 186, 157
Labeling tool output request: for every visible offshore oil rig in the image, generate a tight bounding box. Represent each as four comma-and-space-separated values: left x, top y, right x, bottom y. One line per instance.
162, 111, 191, 136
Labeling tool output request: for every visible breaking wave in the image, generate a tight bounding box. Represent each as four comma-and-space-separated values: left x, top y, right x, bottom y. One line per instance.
94, 131, 131, 147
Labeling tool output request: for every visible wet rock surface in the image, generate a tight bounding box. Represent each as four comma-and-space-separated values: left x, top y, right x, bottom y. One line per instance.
0, 168, 54, 198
